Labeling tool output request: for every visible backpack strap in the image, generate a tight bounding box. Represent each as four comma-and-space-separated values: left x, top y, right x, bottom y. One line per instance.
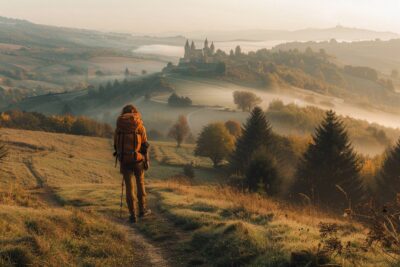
120, 132, 125, 163
133, 129, 138, 161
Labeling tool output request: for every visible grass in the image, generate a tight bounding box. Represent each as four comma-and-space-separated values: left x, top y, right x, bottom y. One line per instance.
151, 141, 213, 168
0, 128, 395, 266
0, 206, 135, 266
147, 180, 392, 266
0, 129, 140, 265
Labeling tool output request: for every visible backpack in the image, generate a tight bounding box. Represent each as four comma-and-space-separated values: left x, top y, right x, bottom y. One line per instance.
115, 112, 144, 165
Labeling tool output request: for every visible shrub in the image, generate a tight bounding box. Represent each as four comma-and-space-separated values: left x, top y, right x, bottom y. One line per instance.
168, 93, 192, 107
224, 120, 242, 137
245, 149, 280, 195
147, 129, 164, 141
183, 163, 195, 179
0, 110, 113, 138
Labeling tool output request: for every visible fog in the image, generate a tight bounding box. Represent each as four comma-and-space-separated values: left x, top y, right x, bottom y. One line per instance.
133, 40, 288, 58
161, 76, 400, 130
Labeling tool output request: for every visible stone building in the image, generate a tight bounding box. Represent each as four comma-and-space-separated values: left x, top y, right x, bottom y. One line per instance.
180, 38, 216, 64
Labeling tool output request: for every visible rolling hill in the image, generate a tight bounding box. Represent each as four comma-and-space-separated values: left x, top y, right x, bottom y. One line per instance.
181, 25, 399, 42
274, 38, 400, 75
0, 16, 185, 49
0, 16, 182, 108
0, 128, 393, 266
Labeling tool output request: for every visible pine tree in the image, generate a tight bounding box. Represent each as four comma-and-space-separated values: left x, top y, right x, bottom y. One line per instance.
124, 67, 130, 77
61, 103, 73, 115
235, 45, 242, 56
230, 107, 273, 174
294, 110, 363, 211
378, 139, 400, 203
246, 148, 279, 195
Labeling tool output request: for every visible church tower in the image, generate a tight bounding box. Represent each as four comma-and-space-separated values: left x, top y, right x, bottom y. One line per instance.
190, 41, 196, 51
184, 40, 190, 59
210, 42, 215, 55
204, 38, 209, 49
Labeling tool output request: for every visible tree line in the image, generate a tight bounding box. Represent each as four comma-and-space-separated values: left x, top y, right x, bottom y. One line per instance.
0, 110, 113, 138
176, 106, 400, 213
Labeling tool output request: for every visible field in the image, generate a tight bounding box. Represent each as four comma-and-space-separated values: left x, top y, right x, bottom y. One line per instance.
0, 128, 395, 266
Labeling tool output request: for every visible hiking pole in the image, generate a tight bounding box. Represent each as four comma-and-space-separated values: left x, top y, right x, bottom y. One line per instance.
120, 178, 124, 219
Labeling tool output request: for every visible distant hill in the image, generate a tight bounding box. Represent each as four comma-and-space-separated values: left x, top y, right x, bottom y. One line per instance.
168, 46, 399, 111
0, 17, 179, 108
273, 39, 400, 74
185, 25, 399, 42
0, 16, 185, 49
6, 74, 174, 118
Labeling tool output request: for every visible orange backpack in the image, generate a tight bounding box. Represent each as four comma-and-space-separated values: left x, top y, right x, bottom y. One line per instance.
115, 112, 144, 165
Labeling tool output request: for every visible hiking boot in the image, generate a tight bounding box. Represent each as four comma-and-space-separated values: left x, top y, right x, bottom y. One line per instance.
139, 209, 152, 218
129, 215, 137, 223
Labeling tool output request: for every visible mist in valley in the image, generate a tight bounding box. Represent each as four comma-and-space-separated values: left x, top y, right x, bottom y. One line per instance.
1, 1, 400, 266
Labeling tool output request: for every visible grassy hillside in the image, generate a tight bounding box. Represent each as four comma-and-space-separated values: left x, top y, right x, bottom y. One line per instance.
274, 39, 400, 75
9, 73, 400, 156
0, 16, 179, 108
0, 128, 395, 266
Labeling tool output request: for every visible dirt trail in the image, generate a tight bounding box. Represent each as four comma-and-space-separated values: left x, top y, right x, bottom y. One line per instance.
135, 191, 204, 266
121, 222, 170, 267
23, 156, 62, 207
24, 153, 172, 267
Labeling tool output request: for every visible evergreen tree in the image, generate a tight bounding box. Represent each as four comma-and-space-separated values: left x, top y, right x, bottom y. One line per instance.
378, 139, 400, 203
124, 67, 130, 77
235, 45, 242, 56
294, 110, 363, 211
230, 107, 273, 174
61, 103, 73, 115
246, 148, 279, 195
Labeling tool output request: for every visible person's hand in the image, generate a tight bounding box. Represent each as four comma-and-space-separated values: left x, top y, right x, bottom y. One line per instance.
143, 160, 149, 170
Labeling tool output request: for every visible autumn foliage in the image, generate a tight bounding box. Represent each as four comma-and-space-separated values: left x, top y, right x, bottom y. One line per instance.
0, 110, 113, 138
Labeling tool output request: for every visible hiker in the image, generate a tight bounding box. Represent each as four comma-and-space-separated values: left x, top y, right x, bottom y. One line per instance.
114, 104, 151, 223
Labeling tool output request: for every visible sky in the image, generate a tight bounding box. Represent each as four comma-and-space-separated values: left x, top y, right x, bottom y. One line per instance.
0, 0, 399, 34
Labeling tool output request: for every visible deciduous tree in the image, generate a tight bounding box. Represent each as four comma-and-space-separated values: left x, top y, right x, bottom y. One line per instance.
233, 91, 262, 112
168, 115, 190, 147
224, 120, 242, 138
195, 123, 234, 167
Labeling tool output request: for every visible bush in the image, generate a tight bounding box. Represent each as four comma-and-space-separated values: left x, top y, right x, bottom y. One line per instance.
168, 93, 192, 107
183, 163, 195, 179
147, 129, 164, 140
246, 149, 280, 195
0, 110, 113, 138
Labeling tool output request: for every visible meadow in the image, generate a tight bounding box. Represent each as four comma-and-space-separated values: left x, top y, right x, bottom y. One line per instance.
0, 128, 395, 266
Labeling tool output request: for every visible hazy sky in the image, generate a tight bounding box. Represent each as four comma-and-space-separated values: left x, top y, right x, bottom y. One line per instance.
1, 0, 399, 34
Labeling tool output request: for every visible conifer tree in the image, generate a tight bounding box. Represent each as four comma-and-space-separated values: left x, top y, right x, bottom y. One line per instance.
294, 110, 363, 211
230, 107, 273, 174
246, 148, 279, 195
378, 139, 400, 203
